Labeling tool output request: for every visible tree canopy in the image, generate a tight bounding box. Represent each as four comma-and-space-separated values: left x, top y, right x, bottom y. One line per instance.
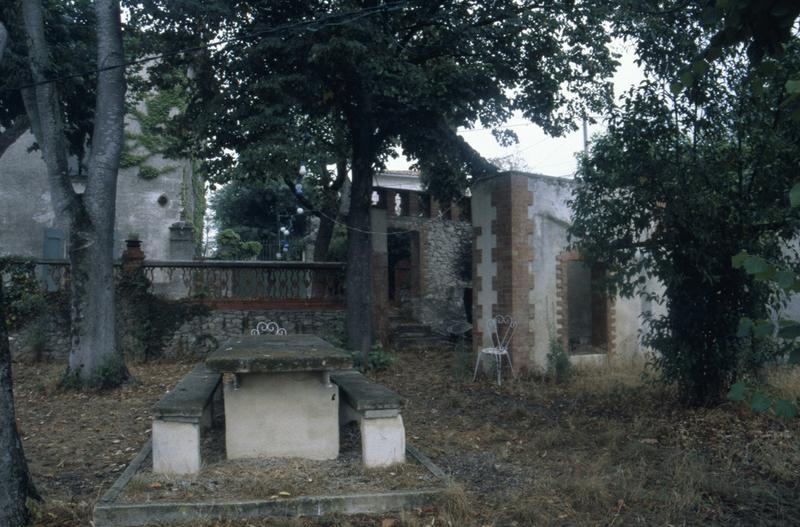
128, 0, 620, 352
570, 22, 800, 404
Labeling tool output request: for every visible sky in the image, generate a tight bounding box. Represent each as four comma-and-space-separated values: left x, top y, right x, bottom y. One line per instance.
385, 42, 645, 178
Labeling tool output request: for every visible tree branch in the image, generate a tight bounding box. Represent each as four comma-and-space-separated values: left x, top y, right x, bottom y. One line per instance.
22, 0, 76, 225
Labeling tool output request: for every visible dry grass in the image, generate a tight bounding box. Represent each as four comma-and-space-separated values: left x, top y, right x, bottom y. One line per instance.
767, 364, 800, 402
13, 349, 800, 527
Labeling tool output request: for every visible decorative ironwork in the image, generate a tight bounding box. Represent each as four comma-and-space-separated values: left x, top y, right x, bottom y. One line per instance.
9, 259, 345, 309
140, 260, 345, 307
250, 321, 287, 336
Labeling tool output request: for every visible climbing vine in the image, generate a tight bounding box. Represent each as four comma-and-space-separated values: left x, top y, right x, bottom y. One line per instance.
121, 85, 187, 180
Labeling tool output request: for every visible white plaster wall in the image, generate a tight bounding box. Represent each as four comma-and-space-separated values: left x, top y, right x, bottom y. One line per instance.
471, 180, 497, 350
525, 173, 659, 368
0, 131, 59, 257
528, 174, 575, 368
113, 112, 192, 260
0, 110, 195, 260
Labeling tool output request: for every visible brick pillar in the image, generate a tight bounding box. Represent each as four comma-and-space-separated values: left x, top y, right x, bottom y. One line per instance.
430, 197, 440, 218
408, 191, 419, 217
370, 208, 390, 347
489, 174, 535, 370
121, 239, 145, 274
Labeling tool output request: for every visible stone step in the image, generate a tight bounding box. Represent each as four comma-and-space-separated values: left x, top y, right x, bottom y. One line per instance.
392, 334, 452, 350
392, 323, 433, 336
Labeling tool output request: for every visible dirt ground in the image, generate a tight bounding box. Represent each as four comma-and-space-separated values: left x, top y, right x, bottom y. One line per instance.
12, 347, 800, 527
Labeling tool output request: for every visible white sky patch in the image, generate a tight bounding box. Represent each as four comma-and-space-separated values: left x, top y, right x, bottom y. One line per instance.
386, 43, 645, 177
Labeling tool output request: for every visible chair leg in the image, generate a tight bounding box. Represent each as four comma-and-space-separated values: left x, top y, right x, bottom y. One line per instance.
496, 354, 502, 386
473, 352, 483, 381
505, 353, 515, 378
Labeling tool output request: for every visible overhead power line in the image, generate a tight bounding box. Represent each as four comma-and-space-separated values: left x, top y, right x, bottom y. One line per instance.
6, 0, 409, 93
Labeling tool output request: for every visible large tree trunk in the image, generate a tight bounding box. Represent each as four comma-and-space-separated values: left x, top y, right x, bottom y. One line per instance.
23, 0, 128, 385
345, 124, 375, 364
67, 0, 128, 383
0, 277, 38, 527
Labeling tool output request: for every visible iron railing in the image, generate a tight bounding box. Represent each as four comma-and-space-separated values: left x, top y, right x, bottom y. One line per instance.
3, 259, 345, 309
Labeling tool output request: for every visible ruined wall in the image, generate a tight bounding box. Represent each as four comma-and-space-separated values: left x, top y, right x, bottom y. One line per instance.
472, 171, 661, 371
386, 214, 472, 326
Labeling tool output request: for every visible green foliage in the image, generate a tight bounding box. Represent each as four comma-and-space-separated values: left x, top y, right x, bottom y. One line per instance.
350, 343, 395, 372
0, 0, 97, 161
137, 165, 160, 180
727, 380, 798, 421
570, 40, 800, 406
22, 317, 48, 363
0, 259, 45, 331
546, 336, 571, 384
215, 229, 264, 260
130, 1, 619, 201
117, 269, 209, 362
121, 84, 191, 180
211, 178, 308, 259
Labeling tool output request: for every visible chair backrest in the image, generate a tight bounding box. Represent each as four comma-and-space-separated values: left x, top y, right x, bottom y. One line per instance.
251, 321, 287, 336
487, 314, 517, 350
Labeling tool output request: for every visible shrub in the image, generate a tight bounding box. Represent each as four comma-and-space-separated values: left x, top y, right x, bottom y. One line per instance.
547, 336, 571, 384
351, 343, 396, 371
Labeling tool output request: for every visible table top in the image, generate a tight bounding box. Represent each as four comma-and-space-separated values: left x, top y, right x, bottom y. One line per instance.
205, 335, 352, 374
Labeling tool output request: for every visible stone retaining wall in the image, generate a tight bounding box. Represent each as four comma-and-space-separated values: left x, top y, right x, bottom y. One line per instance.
11, 306, 345, 362
161, 308, 345, 359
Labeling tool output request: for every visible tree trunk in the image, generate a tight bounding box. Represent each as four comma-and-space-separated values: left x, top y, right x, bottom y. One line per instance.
0, 277, 38, 527
0, 21, 7, 61
67, 0, 128, 383
313, 210, 336, 262
23, 0, 129, 385
345, 125, 375, 365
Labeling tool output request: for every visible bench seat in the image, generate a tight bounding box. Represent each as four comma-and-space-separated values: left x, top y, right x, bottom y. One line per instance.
331, 370, 406, 467
152, 363, 222, 475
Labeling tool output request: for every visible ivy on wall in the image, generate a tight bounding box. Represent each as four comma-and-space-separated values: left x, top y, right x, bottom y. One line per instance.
120, 86, 186, 180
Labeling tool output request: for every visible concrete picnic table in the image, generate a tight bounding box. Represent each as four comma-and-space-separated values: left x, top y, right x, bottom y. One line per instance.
206, 334, 352, 460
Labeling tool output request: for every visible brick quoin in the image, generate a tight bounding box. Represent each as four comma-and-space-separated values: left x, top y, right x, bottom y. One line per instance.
472, 225, 483, 356
489, 174, 534, 370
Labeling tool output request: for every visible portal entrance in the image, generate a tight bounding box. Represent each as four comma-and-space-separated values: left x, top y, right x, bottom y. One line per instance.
387, 229, 420, 315
559, 255, 611, 355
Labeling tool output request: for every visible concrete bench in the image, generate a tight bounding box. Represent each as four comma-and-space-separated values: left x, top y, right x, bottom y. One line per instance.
330, 370, 405, 468
152, 363, 222, 475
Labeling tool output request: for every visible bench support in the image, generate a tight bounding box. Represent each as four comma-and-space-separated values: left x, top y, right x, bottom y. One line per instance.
152, 420, 201, 475
360, 414, 406, 467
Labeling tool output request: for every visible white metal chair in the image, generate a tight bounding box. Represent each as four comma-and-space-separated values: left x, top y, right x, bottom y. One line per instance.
473, 315, 517, 385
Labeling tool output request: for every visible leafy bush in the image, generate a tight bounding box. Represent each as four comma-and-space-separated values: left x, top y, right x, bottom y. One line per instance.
0, 259, 46, 331
351, 343, 396, 371
547, 336, 571, 384
728, 380, 797, 421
